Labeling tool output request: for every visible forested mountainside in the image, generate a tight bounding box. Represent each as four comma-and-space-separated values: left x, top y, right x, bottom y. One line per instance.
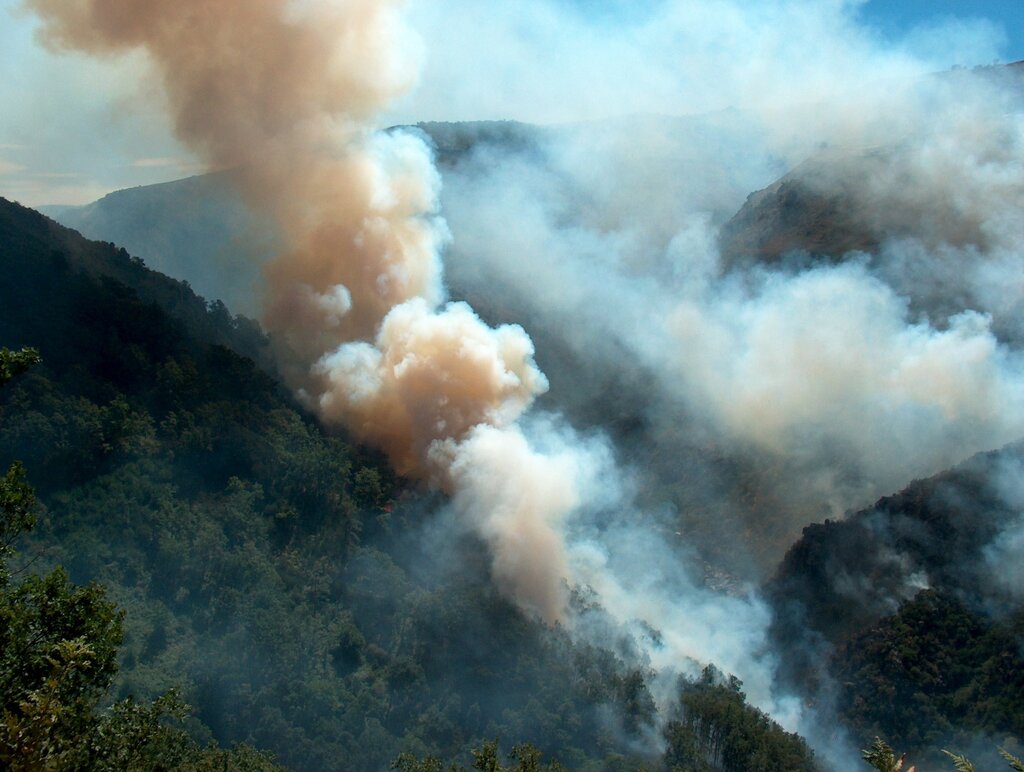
45, 70, 1024, 586
1, 196, 272, 370
17, 64, 1024, 771
0, 197, 814, 770
769, 442, 1024, 768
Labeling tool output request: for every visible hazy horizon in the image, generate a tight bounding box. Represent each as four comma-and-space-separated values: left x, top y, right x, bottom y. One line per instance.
1, 0, 1023, 206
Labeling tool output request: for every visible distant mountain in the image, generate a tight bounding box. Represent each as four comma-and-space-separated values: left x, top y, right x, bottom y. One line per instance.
0, 195, 271, 369
39, 115, 770, 317
35, 122, 550, 317
417, 119, 550, 167
717, 149, 886, 265
38, 170, 277, 317
720, 61, 1024, 267
717, 141, 1005, 267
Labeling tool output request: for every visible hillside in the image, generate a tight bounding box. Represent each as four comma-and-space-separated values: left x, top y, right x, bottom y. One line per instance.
36, 117, 814, 580
769, 441, 1024, 767
0, 195, 272, 370
38, 171, 277, 317
16, 78, 1024, 768
719, 62, 1024, 268
717, 150, 886, 266
0, 197, 815, 770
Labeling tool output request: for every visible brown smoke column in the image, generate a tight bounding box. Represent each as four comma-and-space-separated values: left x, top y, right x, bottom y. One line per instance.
25, 0, 573, 623
26, 0, 443, 349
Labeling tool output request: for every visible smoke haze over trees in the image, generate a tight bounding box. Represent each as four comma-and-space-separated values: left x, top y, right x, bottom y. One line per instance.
2, 1, 1024, 769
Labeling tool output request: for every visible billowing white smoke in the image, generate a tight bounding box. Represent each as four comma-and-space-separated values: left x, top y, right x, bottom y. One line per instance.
315, 299, 548, 475
314, 299, 572, 623
426, 43, 1024, 758
439, 66, 1024, 527
435, 423, 584, 624
668, 262, 1024, 489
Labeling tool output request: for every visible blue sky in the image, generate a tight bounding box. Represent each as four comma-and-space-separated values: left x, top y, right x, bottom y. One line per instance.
1, 0, 1022, 206
555, 0, 1024, 61
859, 0, 1024, 63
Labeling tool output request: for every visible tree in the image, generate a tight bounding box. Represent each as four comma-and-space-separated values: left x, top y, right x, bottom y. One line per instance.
0, 347, 122, 767
393, 740, 569, 772
942, 750, 976, 772
664, 667, 817, 772
1001, 749, 1024, 772
0, 348, 40, 389
861, 738, 910, 772
0, 348, 42, 580
0, 347, 280, 769
862, 737, 1024, 772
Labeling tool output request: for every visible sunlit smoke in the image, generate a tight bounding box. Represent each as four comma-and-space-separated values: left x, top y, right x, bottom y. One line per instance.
434, 423, 582, 624
315, 298, 548, 476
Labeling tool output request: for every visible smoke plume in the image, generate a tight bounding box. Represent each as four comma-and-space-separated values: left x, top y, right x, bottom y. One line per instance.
25, 0, 573, 623
437, 63, 1024, 554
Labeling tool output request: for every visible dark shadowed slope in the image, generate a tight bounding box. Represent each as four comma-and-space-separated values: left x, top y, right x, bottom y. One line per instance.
0, 195, 272, 371
717, 150, 887, 266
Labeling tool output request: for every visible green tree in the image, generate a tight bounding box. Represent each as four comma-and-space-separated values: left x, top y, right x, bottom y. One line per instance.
861, 738, 906, 771
942, 749, 976, 772
394, 740, 569, 772
0, 348, 40, 389
664, 667, 817, 772
863, 738, 1024, 772
0, 347, 279, 769
1001, 749, 1024, 771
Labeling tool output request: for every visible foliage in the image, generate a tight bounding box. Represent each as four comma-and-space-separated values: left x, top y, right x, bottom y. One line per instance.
0, 344, 279, 769
1000, 748, 1024, 772
861, 737, 904, 772
833, 590, 1024, 768
0, 198, 836, 770
393, 740, 569, 772
0, 200, 673, 769
770, 437, 1024, 770
863, 739, 1024, 772
0, 462, 35, 577
942, 749, 976, 772
662, 666, 817, 771
0, 348, 40, 389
